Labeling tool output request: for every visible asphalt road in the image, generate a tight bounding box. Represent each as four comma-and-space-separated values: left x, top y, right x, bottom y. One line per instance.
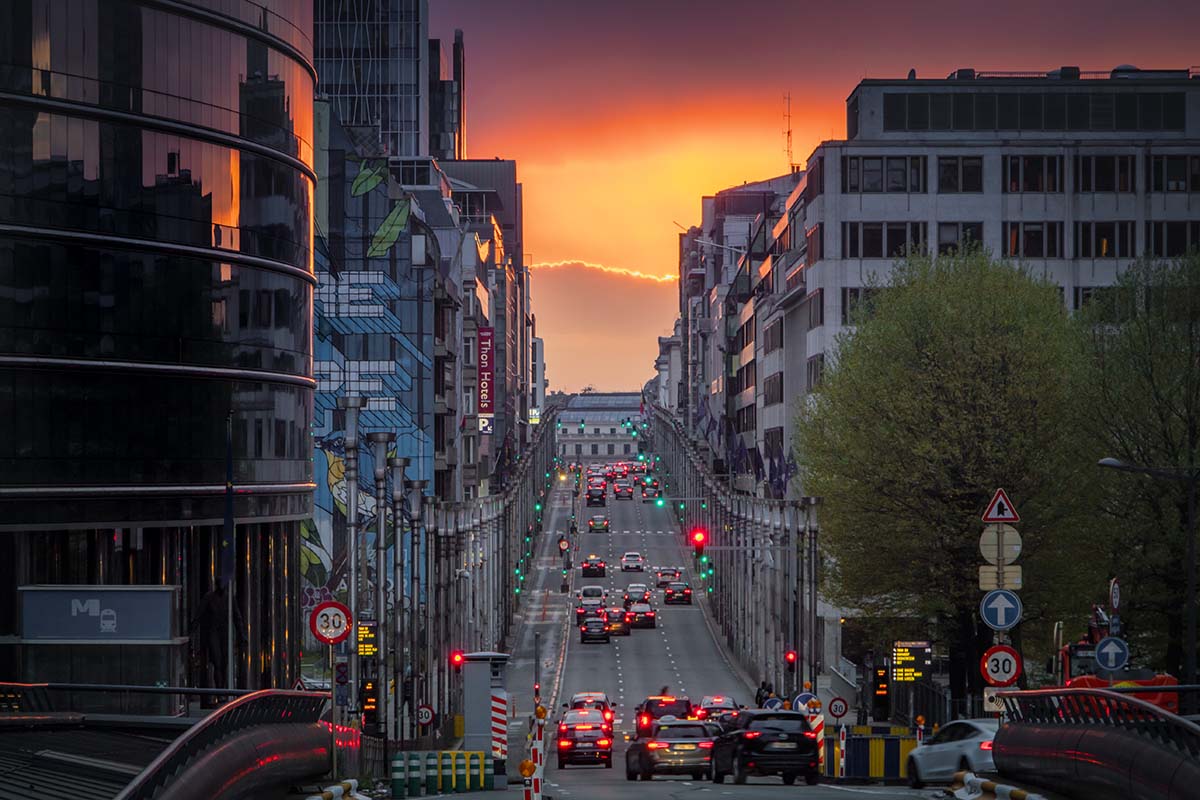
543, 479, 940, 800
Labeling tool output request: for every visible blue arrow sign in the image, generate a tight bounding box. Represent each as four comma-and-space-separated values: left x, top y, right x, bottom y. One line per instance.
763, 697, 783, 710
980, 589, 1023, 631
792, 692, 817, 712
1095, 636, 1129, 672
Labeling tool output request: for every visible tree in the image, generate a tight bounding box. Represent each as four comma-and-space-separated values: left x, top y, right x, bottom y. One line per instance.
1078, 254, 1200, 676
794, 248, 1103, 708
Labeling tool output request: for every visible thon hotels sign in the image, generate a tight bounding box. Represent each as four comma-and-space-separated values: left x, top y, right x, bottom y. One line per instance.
478, 327, 495, 433
20, 585, 178, 641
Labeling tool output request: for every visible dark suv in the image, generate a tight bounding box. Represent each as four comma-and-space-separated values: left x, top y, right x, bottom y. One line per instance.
586, 487, 606, 507
710, 710, 819, 786
634, 695, 694, 738
557, 708, 613, 769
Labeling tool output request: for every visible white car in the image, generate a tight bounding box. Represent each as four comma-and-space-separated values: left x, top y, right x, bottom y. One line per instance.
620, 552, 645, 571
576, 585, 608, 602
907, 718, 998, 788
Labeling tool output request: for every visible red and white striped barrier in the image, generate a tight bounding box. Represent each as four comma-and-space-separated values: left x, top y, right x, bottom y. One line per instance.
807, 707, 826, 771
838, 725, 846, 778
491, 692, 508, 760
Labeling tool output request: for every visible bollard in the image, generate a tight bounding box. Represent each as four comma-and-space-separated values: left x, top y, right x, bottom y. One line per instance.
408, 751, 422, 797
392, 753, 407, 799
455, 751, 467, 792
426, 751, 440, 795
440, 751, 454, 792
484, 752, 495, 790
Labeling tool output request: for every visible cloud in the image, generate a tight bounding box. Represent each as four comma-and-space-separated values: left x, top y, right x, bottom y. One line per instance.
530, 261, 678, 394
532, 259, 678, 284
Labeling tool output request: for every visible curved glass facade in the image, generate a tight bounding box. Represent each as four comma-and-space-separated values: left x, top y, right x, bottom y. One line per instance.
0, 0, 315, 691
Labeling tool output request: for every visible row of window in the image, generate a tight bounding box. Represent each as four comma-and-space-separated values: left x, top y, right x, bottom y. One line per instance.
560, 443, 635, 456
881, 91, 1186, 134
841, 154, 1200, 194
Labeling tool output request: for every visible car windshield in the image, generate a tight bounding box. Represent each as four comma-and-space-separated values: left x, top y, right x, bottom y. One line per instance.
669, 582, 688, 590
748, 716, 809, 733
655, 723, 708, 739
647, 698, 691, 716
581, 587, 603, 597
628, 585, 646, 592
632, 603, 651, 612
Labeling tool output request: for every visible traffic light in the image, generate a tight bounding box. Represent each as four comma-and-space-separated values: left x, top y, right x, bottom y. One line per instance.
655, 498, 664, 508
690, 527, 707, 558
451, 650, 465, 674
785, 650, 798, 673
535, 502, 543, 512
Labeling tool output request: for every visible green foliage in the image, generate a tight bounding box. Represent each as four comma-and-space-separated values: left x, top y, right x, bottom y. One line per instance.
795, 248, 1103, 667
366, 199, 412, 258
1077, 253, 1200, 674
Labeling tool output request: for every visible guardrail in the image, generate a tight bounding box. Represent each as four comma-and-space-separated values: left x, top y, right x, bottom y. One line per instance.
115, 689, 327, 800
996, 686, 1200, 800
0, 681, 257, 714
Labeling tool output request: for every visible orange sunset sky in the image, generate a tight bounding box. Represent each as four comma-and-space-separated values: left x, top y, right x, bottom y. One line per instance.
431, 0, 1200, 393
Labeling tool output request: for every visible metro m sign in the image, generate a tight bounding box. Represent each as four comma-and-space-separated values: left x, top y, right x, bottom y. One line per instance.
477, 327, 495, 415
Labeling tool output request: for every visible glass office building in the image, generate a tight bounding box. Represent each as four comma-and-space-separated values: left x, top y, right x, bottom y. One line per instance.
0, 0, 315, 691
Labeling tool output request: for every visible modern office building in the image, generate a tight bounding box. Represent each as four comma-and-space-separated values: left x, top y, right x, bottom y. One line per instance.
429, 30, 466, 161
531, 336, 547, 419
0, 0, 316, 689
557, 394, 645, 462
315, 0, 429, 157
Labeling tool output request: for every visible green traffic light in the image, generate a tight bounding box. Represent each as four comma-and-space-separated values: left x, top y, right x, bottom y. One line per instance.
656, 498, 664, 508
679, 502, 685, 510
701, 501, 708, 509
514, 568, 521, 575
700, 555, 708, 564
535, 502, 542, 511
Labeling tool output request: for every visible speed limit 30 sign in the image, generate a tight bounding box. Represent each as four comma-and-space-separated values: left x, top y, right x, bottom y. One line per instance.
827, 696, 849, 719
981, 644, 1022, 687
310, 600, 352, 646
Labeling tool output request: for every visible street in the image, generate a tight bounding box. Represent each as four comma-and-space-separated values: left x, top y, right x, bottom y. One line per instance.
529, 481, 937, 800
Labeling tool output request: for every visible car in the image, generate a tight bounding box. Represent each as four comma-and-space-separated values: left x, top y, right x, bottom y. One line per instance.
604, 606, 632, 635
586, 487, 606, 507
906, 719, 999, 789
567, 692, 616, 725
710, 710, 820, 786
664, 581, 693, 604
579, 616, 610, 644
557, 708, 614, 769
641, 487, 661, 502
696, 695, 741, 721
641, 476, 660, 490
575, 599, 605, 625
620, 552, 645, 572
581, 554, 607, 577
629, 602, 657, 628
656, 568, 682, 588
613, 482, 634, 499
625, 719, 715, 781
634, 695, 694, 738
577, 585, 607, 602
623, 583, 650, 608
587, 514, 610, 532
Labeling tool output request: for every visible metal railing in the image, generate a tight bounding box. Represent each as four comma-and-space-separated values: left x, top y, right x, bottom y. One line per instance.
999, 685, 1200, 760
0, 681, 257, 716
115, 689, 327, 800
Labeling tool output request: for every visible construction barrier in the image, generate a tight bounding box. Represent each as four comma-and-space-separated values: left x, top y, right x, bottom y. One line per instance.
822, 733, 919, 781
391, 751, 498, 796
301, 778, 366, 800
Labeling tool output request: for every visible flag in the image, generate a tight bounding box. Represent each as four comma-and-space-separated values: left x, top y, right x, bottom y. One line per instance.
459, 412, 467, 431
751, 446, 765, 481
639, 399, 645, 416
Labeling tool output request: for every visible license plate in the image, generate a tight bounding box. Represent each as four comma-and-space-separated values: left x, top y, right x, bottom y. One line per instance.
673, 744, 696, 751
576, 743, 594, 749
767, 742, 797, 750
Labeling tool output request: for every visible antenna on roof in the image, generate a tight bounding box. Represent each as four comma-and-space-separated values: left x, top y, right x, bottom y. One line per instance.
908, 68, 917, 80
783, 93, 800, 173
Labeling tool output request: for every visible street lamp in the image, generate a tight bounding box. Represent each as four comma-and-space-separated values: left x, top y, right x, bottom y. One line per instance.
1098, 456, 1199, 697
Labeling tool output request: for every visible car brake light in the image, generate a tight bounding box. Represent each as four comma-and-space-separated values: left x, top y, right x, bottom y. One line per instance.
803, 731, 818, 740
684, 589, 692, 594
577, 725, 593, 730
699, 741, 714, 749
604, 710, 613, 721
559, 723, 567, 732
580, 625, 586, 631
647, 612, 655, 617
558, 740, 572, 748
744, 731, 761, 739
646, 742, 669, 750
696, 709, 707, 719
980, 740, 994, 751
639, 714, 650, 727
597, 738, 611, 747
576, 607, 584, 613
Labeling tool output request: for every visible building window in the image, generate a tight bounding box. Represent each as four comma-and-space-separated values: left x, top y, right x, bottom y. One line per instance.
609, 427, 616, 435
937, 222, 984, 255
593, 427, 600, 435
844, 222, 927, 258
463, 335, 475, 365
607, 444, 615, 455
1003, 155, 1063, 193
883, 91, 1184, 133
763, 319, 784, 353
1148, 155, 1200, 192
842, 155, 926, 193
1076, 155, 1136, 193
806, 289, 824, 331
763, 372, 784, 407
591, 444, 598, 455
623, 443, 631, 454
1075, 221, 1134, 258
806, 354, 825, 391
1004, 222, 1064, 258
465, 436, 477, 462
841, 287, 882, 325
1145, 221, 1200, 258
938, 156, 983, 193
575, 444, 582, 455
805, 224, 824, 266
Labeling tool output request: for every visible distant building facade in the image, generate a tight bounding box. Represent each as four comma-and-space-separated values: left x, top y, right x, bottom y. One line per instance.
557, 394, 644, 462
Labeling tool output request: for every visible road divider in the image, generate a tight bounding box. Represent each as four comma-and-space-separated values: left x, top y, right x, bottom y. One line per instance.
390, 751, 497, 796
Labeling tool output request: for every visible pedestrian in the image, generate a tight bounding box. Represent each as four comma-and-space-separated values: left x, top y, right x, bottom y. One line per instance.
755, 681, 768, 706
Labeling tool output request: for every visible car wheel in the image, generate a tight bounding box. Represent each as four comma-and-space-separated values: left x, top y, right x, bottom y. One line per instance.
640, 767, 653, 782
692, 770, 705, 781
558, 759, 566, 770
732, 757, 747, 785
605, 757, 613, 769
710, 760, 724, 784
625, 767, 636, 781
782, 772, 796, 785
804, 772, 819, 786
907, 758, 924, 789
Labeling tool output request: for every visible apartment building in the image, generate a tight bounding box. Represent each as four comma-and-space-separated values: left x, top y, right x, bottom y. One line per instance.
557, 394, 645, 462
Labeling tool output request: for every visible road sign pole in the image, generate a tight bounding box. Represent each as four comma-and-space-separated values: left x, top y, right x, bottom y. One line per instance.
329, 643, 337, 777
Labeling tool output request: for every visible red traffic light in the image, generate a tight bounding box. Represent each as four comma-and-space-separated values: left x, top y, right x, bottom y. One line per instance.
785, 650, 798, 664
690, 528, 707, 545
451, 650, 465, 672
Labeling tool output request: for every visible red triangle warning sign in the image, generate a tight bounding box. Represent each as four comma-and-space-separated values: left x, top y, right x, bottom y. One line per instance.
982, 488, 1020, 523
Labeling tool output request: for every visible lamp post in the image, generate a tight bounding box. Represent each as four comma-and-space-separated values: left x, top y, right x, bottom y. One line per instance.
1098, 456, 1199, 699
388, 457, 409, 748
337, 395, 367, 716
367, 432, 395, 743
406, 479, 428, 745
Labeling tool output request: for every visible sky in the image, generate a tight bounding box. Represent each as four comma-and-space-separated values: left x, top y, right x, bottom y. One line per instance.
431, 0, 1200, 393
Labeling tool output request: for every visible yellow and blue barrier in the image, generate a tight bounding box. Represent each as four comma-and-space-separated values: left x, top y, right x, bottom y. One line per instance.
391, 750, 496, 796
823, 732, 918, 781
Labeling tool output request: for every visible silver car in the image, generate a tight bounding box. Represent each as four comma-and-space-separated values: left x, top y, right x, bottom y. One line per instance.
907, 718, 998, 788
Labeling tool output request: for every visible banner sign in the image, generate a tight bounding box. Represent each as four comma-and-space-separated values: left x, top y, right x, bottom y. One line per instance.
478, 327, 495, 416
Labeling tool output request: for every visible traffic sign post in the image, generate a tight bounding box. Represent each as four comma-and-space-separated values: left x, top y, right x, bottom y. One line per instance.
417, 703, 435, 727
980, 589, 1023, 632
310, 601, 352, 780
982, 488, 1020, 523
1096, 636, 1130, 673
981, 645, 1023, 687
979, 524, 1022, 565
828, 696, 849, 719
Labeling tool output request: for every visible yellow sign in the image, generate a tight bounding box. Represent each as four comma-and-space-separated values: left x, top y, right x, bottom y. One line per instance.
357, 622, 379, 658
519, 760, 536, 778
535, 705, 547, 720
891, 640, 932, 683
